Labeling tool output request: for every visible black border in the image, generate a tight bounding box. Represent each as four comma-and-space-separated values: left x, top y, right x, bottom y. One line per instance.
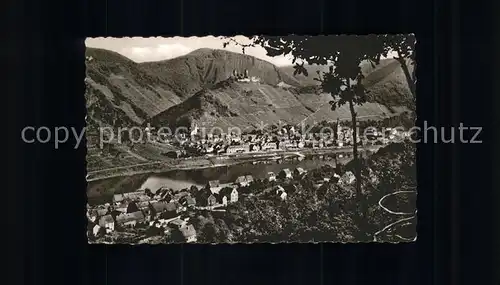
9, 0, 496, 284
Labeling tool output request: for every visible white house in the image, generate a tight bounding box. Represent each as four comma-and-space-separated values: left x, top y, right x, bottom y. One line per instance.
180, 224, 197, 243
277, 190, 287, 201
275, 185, 285, 194
92, 225, 102, 237
219, 187, 239, 206
226, 144, 250, 154
268, 172, 276, 182
262, 142, 277, 151
190, 124, 199, 136
230, 188, 238, 203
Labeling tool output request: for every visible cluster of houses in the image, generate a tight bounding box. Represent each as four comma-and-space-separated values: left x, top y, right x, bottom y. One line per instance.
87, 164, 322, 242
87, 140, 384, 243
87, 187, 199, 242
163, 128, 354, 158
159, 121, 411, 159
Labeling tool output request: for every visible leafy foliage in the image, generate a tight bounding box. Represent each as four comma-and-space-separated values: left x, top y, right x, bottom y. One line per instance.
167, 227, 187, 243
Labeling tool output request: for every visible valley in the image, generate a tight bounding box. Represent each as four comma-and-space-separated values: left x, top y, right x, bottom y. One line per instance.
85, 47, 415, 173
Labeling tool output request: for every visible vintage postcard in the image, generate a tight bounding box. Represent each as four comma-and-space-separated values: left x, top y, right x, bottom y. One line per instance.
85, 35, 417, 244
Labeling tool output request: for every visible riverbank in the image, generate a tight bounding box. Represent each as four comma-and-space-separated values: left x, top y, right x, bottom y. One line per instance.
87, 146, 383, 182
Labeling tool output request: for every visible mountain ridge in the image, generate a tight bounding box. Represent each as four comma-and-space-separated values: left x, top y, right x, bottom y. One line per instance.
85, 47, 414, 132
138, 48, 303, 99
85, 46, 415, 171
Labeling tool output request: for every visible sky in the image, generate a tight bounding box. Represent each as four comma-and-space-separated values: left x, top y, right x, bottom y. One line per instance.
85, 36, 296, 66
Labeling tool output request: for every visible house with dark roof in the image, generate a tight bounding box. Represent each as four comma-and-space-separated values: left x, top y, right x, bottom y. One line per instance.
162, 150, 183, 158
278, 168, 293, 179
98, 214, 115, 233
149, 201, 179, 219
173, 191, 189, 201
115, 211, 145, 228
207, 194, 217, 207
196, 188, 218, 207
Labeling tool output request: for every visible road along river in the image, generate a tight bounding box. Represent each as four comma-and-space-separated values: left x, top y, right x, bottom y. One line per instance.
86, 146, 383, 182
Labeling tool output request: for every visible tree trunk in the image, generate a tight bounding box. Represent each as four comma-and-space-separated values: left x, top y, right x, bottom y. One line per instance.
348, 100, 365, 220
396, 57, 416, 98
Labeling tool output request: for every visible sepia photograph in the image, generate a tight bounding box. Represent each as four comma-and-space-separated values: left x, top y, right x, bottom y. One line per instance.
85, 35, 417, 244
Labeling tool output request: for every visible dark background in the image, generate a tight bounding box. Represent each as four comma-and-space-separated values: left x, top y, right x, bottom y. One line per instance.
7, 0, 497, 284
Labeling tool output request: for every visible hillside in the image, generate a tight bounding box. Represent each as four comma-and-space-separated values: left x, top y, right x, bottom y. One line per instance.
139, 48, 302, 98
85, 47, 415, 171
85, 48, 184, 171
85, 48, 183, 130
148, 80, 409, 130
279, 58, 415, 108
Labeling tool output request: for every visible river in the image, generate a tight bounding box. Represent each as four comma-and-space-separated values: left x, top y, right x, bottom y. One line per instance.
141, 154, 342, 192
87, 153, 351, 204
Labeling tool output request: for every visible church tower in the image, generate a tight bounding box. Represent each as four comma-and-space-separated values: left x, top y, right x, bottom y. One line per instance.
190, 124, 199, 137
336, 118, 343, 146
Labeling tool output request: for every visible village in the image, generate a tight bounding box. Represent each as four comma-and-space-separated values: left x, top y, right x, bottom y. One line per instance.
87, 162, 356, 243
158, 117, 409, 160
87, 123, 410, 243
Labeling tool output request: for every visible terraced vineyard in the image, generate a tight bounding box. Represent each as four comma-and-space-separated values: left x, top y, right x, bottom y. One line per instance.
149, 81, 409, 130
86, 140, 180, 172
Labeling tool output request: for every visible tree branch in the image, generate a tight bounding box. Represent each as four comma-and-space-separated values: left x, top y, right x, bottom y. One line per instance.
224, 37, 256, 48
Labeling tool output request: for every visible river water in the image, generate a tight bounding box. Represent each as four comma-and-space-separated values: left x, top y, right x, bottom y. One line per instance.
140, 154, 343, 192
